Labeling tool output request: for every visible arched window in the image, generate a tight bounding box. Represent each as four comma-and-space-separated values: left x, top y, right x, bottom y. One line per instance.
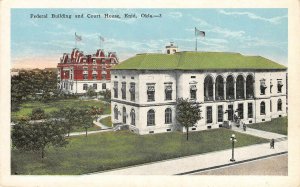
277, 99, 282, 111
114, 105, 118, 120
226, 75, 235, 100
236, 75, 245, 99
122, 107, 126, 124
246, 75, 254, 99
165, 108, 172, 124
204, 75, 214, 101
260, 101, 266, 115
130, 108, 135, 126
215, 75, 224, 100
147, 109, 155, 126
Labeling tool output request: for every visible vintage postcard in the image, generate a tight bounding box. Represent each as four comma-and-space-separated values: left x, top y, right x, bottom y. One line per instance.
1, 0, 300, 187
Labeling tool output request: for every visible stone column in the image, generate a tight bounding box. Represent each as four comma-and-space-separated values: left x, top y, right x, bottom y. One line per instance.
233, 80, 236, 99
213, 81, 215, 101
224, 81, 226, 100
244, 80, 246, 99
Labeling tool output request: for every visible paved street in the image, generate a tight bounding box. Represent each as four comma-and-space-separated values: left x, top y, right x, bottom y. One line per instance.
193, 154, 287, 175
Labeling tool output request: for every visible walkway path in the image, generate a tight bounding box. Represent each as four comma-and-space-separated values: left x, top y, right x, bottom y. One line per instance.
93, 114, 111, 130
67, 114, 113, 137
231, 125, 287, 140
87, 140, 287, 175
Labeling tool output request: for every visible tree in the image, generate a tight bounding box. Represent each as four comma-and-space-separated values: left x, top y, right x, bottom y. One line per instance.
86, 86, 96, 97
30, 108, 47, 120
176, 98, 202, 141
52, 107, 80, 137
11, 119, 68, 158
77, 108, 94, 137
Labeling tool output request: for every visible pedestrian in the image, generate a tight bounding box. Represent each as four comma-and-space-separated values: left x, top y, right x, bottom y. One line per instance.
270, 139, 275, 149
243, 122, 247, 131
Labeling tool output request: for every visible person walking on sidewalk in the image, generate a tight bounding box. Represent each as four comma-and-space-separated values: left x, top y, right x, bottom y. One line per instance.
242, 122, 247, 131
270, 139, 275, 149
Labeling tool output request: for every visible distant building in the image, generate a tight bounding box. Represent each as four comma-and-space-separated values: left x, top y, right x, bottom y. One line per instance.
111, 43, 287, 135
57, 48, 119, 94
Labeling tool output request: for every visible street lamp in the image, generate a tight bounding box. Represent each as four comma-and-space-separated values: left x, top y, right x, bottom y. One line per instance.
230, 134, 237, 162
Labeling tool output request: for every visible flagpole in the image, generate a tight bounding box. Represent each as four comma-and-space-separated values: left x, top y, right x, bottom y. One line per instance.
75, 33, 77, 49
195, 37, 197, 52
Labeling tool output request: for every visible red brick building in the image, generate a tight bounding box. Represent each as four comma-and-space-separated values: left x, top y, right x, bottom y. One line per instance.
57, 48, 119, 94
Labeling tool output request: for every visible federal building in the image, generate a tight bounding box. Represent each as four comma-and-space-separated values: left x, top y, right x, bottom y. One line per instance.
111, 43, 287, 135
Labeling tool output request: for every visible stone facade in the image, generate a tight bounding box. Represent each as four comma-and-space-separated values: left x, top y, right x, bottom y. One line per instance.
111, 69, 287, 135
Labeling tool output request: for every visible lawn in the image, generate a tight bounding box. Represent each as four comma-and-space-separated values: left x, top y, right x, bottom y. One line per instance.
11, 128, 268, 175
100, 116, 112, 127
248, 117, 287, 135
11, 99, 111, 121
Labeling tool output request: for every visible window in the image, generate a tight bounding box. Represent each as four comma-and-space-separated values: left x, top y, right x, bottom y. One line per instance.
102, 74, 106, 80
121, 82, 126, 99
248, 103, 253, 118
204, 76, 214, 101
114, 105, 118, 120
191, 76, 196, 78
93, 84, 97, 90
190, 85, 197, 100
246, 75, 254, 99
122, 107, 126, 124
277, 80, 283, 93
260, 79, 267, 95
147, 109, 155, 126
270, 100, 272, 112
228, 105, 234, 121
93, 74, 97, 80
165, 85, 172, 100
130, 109, 135, 126
237, 103, 244, 119
260, 101, 266, 115
83, 67, 88, 71
129, 83, 135, 101
206, 106, 212, 124
93, 59, 96, 64
147, 84, 155, 101
165, 108, 172, 124
113, 82, 118, 98
83, 74, 88, 80
83, 84, 88, 90
277, 99, 282, 111
270, 79, 273, 94
102, 83, 106, 90
217, 105, 223, 122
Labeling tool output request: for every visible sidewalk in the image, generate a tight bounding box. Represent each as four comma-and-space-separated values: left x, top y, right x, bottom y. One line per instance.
88, 140, 287, 175
231, 126, 287, 140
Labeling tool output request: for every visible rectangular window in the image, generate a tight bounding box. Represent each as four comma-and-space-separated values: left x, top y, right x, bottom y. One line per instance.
121, 82, 126, 99
102, 83, 106, 90
190, 85, 197, 100
206, 106, 212, 124
270, 100, 272, 112
165, 85, 172, 100
238, 103, 244, 119
102, 74, 106, 80
270, 80, 273, 94
93, 74, 97, 80
217, 105, 223, 122
93, 84, 97, 90
248, 103, 253, 118
260, 79, 267, 95
130, 83, 135, 101
277, 80, 283, 93
83, 74, 88, 80
83, 84, 88, 90
191, 76, 196, 78
147, 84, 155, 102
228, 105, 234, 121
113, 81, 118, 98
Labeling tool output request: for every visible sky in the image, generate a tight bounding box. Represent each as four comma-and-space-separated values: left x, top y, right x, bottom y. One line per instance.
11, 8, 288, 69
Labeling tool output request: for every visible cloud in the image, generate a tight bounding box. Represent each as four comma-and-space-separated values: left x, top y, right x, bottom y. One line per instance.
218, 10, 287, 24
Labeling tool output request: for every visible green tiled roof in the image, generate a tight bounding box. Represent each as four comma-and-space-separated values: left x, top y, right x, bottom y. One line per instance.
113, 51, 286, 70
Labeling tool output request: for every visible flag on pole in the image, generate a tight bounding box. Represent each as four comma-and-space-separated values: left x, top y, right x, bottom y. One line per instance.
75, 32, 82, 41
195, 27, 205, 37
99, 36, 105, 42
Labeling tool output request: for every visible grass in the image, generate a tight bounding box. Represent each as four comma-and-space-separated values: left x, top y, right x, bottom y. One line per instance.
11, 128, 268, 175
100, 116, 112, 127
11, 99, 111, 121
248, 117, 287, 135
71, 124, 102, 132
